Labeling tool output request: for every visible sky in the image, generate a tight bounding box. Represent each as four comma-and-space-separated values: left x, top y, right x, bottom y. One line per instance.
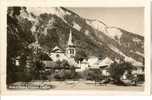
67, 7, 144, 35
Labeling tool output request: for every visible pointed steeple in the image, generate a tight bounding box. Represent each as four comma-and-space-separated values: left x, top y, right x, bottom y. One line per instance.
66, 29, 76, 58
68, 29, 74, 46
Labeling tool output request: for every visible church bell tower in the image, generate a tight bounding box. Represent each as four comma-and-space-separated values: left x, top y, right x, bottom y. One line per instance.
66, 29, 76, 58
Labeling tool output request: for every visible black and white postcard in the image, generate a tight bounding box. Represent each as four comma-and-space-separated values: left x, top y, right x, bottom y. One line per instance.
0, 0, 151, 95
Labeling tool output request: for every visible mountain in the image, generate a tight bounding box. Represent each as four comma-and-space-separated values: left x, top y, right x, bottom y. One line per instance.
11, 7, 144, 66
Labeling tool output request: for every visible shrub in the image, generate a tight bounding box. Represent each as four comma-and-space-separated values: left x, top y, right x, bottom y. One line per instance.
82, 68, 103, 82
52, 69, 76, 81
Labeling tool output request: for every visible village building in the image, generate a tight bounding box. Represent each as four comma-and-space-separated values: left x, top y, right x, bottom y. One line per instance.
40, 53, 53, 71
76, 59, 89, 72
87, 56, 99, 68
98, 57, 113, 76
132, 66, 144, 75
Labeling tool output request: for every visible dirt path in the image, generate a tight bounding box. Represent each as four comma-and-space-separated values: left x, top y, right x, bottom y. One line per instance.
8, 80, 144, 91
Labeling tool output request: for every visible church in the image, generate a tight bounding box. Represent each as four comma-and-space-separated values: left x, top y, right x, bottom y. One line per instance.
49, 29, 77, 66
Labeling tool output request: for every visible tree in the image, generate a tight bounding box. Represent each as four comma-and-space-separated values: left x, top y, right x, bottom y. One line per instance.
7, 7, 35, 84
53, 60, 78, 80
109, 61, 134, 85
29, 44, 46, 80
61, 60, 69, 67
75, 49, 87, 62
31, 60, 45, 80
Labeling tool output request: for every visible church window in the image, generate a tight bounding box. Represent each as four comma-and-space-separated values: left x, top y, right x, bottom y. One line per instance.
56, 54, 60, 58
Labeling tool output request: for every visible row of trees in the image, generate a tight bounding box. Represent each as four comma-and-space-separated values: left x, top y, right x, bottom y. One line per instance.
7, 50, 143, 86
36, 60, 143, 86
7, 7, 40, 84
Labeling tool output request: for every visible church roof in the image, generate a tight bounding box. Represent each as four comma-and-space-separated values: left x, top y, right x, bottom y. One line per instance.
52, 46, 60, 51
68, 29, 74, 46
51, 46, 64, 53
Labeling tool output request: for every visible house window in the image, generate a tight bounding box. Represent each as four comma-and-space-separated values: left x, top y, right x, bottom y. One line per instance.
15, 60, 20, 66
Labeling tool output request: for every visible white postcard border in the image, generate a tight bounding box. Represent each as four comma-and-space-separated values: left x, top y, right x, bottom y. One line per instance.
0, 0, 151, 95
